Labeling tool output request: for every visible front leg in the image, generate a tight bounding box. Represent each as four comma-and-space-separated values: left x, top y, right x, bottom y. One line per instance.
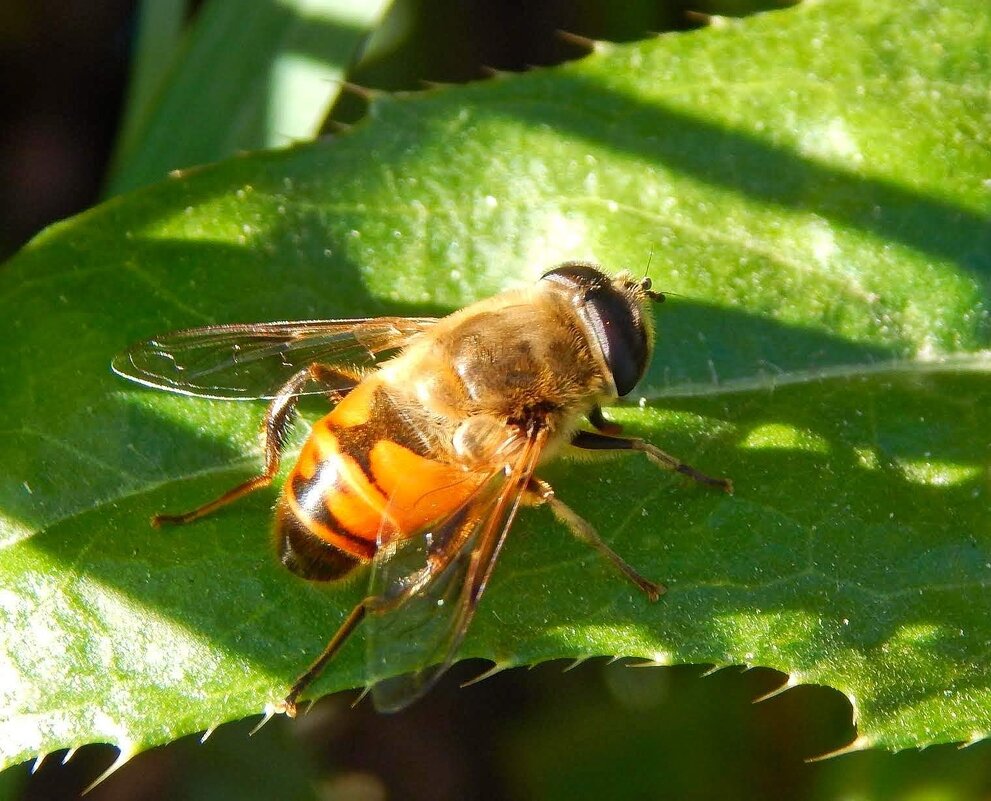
571, 431, 733, 493
587, 404, 623, 436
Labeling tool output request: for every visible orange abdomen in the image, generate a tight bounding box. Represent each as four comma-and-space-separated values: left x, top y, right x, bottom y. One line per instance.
275, 380, 483, 581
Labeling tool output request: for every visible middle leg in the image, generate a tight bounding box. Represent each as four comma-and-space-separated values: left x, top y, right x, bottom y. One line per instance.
526, 477, 665, 601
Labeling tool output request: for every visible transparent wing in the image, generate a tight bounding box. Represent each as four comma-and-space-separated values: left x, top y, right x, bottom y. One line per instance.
364, 474, 503, 709
111, 317, 437, 400
365, 425, 549, 712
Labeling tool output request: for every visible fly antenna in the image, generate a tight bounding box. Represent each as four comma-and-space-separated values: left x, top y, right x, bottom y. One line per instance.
643, 246, 655, 280
642, 246, 665, 301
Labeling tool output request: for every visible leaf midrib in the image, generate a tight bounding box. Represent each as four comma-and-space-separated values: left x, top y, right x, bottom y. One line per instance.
641, 351, 991, 400
7, 352, 988, 542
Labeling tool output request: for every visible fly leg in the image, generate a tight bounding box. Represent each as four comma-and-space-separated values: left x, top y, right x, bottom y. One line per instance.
280, 510, 477, 717
588, 404, 623, 436
311, 363, 364, 404
279, 592, 406, 718
525, 477, 665, 602
571, 430, 733, 493
152, 364, 360, 526
278, 600, 369, 718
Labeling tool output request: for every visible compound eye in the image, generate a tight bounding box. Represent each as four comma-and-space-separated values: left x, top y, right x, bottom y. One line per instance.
540, 262, 650, 396
540, 262, 609, 294
581, 290, 649, 396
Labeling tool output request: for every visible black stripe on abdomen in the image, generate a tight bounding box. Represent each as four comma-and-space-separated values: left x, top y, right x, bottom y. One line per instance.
275, 493, 365, 582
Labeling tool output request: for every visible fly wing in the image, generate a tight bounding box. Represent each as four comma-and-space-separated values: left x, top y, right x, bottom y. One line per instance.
111, 317, 437, 400
365, 425, 549, 712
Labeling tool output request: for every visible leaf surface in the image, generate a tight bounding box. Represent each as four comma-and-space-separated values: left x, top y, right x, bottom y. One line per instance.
107, 0, 393, 194
1, 0, 989, 770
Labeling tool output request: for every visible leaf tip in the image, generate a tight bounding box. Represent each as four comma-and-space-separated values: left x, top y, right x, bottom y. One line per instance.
335, 80, 379, 102
248, 703, 278, 736
555, 30, 611, 54
461, 661, 509, 688
752, 672, 802, 704
628, 652, 673, 668
83, 742, 138, 794
562, 656, 591, 673
684, 10, 730, 28
960, 731, 990, 749
805, 734, 873, 762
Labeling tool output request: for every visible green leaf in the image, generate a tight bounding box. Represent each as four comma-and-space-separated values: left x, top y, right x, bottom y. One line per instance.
107, 0, 393, 195
111, 0, 190, 171
2, 0, 989, 773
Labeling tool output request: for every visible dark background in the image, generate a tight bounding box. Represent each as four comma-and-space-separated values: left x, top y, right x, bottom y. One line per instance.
3, 1, 991, 799
0, 0, 742, 261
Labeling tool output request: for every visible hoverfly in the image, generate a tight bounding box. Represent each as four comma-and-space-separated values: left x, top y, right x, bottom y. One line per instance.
113, 261, 731, 714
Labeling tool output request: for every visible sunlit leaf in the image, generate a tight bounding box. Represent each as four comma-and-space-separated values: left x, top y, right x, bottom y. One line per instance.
1, 0, 989, 772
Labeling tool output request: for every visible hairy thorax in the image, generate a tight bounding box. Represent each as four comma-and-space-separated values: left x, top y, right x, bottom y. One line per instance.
380, 289, 610, 468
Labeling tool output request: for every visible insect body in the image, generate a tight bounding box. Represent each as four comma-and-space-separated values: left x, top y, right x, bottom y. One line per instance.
113, 261, 731, 714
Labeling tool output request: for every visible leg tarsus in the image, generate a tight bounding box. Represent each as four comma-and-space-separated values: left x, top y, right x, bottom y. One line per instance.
151, 363, 366, 527
151, 473, 275, 527
638, 442, 733, 493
